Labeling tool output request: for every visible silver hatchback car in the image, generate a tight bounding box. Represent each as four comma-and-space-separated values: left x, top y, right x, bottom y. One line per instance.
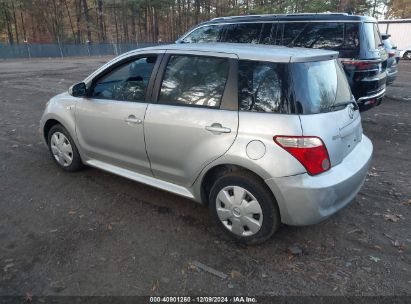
40, 43, 373, 244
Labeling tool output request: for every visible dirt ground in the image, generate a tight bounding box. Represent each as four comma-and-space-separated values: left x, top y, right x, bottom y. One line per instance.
0, 56, 410, 297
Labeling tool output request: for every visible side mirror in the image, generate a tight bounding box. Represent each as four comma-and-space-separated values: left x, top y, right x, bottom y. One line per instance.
69, 82, 87, 97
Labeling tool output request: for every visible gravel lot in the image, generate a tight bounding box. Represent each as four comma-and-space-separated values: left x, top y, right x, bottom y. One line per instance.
0, 57, 410, 296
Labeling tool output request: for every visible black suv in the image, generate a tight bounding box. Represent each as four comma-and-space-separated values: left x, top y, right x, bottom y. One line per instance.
177, 13, 388, 111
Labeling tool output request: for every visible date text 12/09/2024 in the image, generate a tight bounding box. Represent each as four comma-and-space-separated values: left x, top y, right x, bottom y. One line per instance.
149, 297, 257, 303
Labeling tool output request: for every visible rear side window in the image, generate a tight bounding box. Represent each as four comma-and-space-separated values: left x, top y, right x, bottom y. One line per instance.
222, 23, 263, 43
291, 60, 352, 114
282, 22, 360, 51
363, 22, 383, 50
260, 23, 276, 44
281, 23, 305, 46
182, 25, 223, 43
238, 60, 289, 113
294, 22, 345, 49
159, 55, 229, 108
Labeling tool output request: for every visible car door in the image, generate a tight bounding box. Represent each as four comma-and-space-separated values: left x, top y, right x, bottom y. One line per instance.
144, 51, 239, 187
75, 53, 162, 175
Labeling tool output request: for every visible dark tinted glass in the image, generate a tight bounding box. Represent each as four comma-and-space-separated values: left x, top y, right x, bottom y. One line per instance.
159, 55, 229, 108
238, 60, 289, 113
223, 23, 263, 43
92, 56, 157, 102
281, 22, 305, 46
282, 22, 359, 52
344, 23, 360, 51
293, 23, 344, 49
182, 25, 223, 43
290, 60, 353, 114
260, 23, 276, 44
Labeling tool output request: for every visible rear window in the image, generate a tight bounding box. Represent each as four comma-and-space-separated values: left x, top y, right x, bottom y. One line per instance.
363, 22, 383, 50
238, 59, 352, 114
291, 60, 353, 114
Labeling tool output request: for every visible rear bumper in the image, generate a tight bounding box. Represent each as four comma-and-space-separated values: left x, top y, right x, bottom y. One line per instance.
265, 135, 373, 226
386, 68, 398, 85
357, 88, 385, 111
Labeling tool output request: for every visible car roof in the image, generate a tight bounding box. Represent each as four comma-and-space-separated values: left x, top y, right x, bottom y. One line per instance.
128, 43, 338, 63
202, 13, 377, 24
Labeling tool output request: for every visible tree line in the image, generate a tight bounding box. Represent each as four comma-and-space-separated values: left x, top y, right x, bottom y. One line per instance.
0, 0, 410, 45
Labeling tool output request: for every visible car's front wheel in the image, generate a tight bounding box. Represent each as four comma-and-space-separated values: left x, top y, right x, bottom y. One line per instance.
404, 51, 411, 60
209, 171, 280, 245
47, 124, 83, 172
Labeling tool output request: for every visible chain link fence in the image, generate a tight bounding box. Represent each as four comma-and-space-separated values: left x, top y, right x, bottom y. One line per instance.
0, 43, 167, 59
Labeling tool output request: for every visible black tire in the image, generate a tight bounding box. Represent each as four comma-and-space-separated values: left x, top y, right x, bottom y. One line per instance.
47, 124, 84, 172
209, 171, 280, 245
404, 51, 411, 60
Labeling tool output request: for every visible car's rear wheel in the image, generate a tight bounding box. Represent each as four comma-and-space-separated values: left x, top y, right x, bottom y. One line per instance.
47, 124, 83, 172
404, 51, 411, 60
209, 171, 280, 245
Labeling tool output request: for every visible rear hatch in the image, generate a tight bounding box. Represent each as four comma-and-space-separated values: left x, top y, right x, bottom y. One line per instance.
290, 59, 363, 166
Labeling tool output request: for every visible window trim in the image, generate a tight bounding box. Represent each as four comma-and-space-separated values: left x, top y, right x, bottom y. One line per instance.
87, 53, 164, 103
152, 52, 238, 110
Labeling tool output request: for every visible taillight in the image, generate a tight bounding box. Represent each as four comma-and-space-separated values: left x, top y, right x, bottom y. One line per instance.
388, 51, 396, 57
274, 136, 331, 175
341, 59, 380, 71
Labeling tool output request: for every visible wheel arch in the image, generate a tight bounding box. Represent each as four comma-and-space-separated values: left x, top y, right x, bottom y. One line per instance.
199, 163, 275, 206
43, 118, 61, 143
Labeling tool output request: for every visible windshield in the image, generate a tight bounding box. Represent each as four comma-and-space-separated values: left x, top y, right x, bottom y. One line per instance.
290, 60, 353, 114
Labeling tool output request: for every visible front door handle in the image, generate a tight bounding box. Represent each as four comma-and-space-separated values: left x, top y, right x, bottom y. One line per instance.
205, 123, 231, 134
125, 115, 142, 124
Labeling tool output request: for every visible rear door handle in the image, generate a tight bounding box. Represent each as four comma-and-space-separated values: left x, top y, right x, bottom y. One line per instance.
205, 123, 231, 134
125, 115, 142, 124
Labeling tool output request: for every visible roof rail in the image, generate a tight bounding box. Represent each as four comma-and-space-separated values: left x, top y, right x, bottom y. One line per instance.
285, 12, 349, 16
210, 12, 349, 21
210, 14, 274, 21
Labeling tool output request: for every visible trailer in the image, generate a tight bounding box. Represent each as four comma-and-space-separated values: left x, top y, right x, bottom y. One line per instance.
379, 19, 411, 50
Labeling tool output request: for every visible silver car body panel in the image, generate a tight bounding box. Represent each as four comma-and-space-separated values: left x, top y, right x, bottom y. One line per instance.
40, 43, 373, 226
85, 159, 195, 199
265, 135, 372, 225
299, 105, 362, 167
144, 105, 239, 187
75, 98, 151, 175
40, 92, 79, 147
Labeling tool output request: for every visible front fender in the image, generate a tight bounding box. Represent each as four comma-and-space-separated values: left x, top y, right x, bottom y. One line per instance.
40, 92, 79, 149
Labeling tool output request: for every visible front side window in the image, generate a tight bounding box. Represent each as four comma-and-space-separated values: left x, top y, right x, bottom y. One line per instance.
92, 56, 157, 102
159, 55, 229, 108
238, 60, 289, 113
182, 25, 223, 43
